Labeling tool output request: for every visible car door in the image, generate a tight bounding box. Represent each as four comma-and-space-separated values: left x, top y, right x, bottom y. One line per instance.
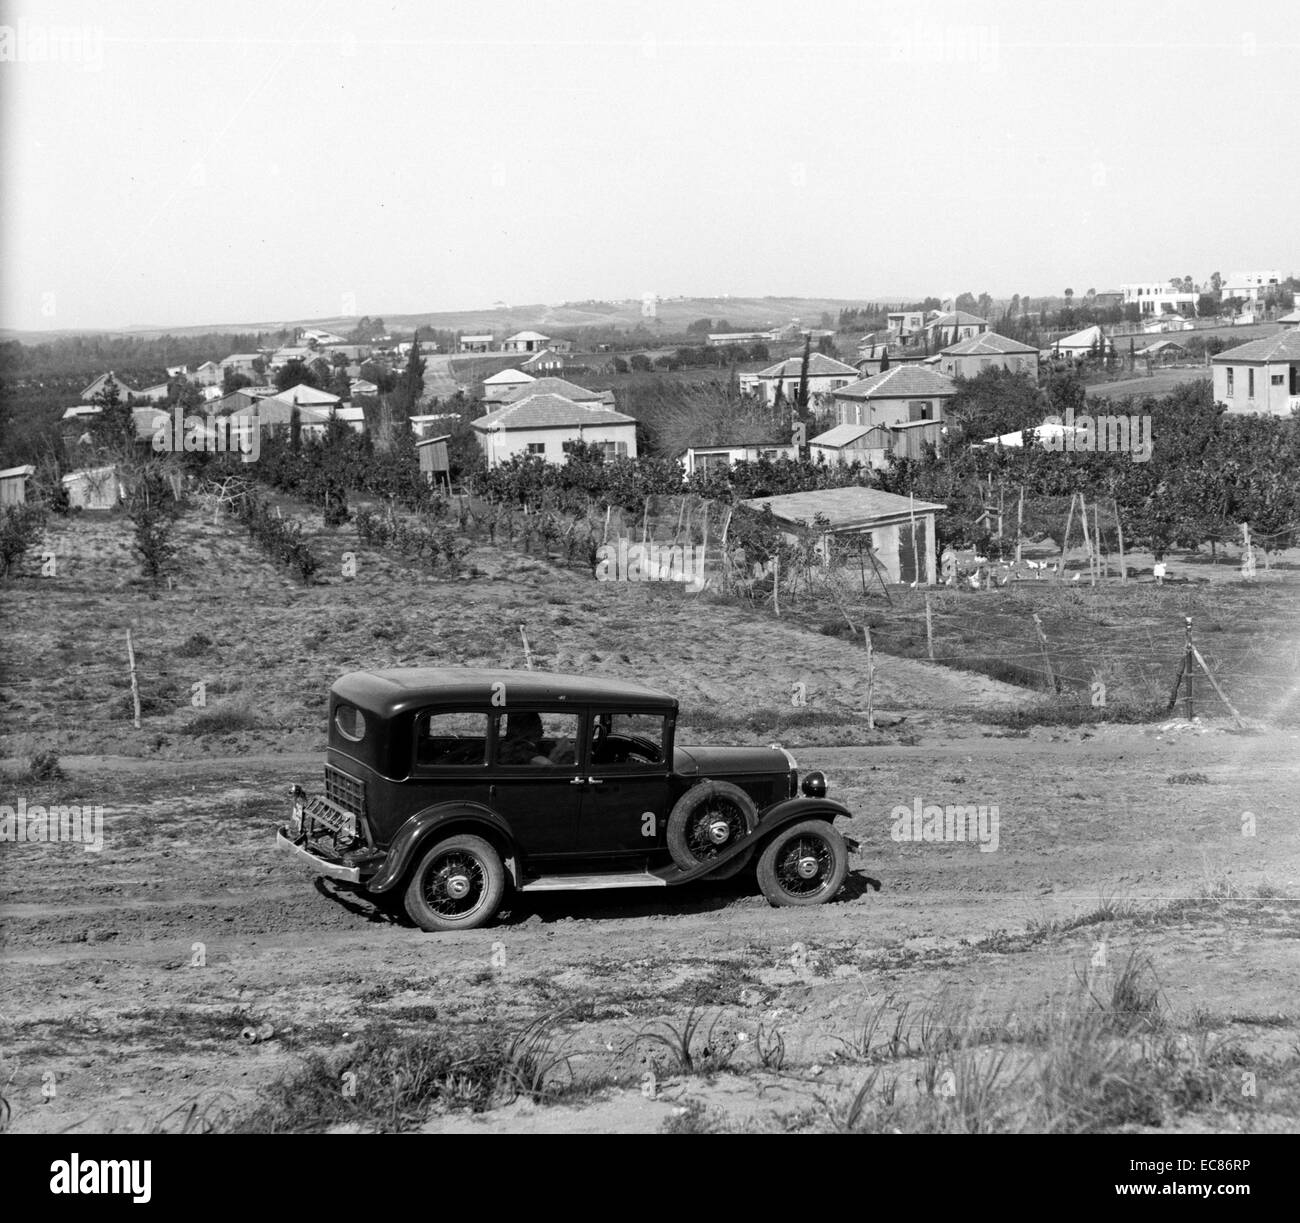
575, 710, 672, 859
486, 708, 582, 859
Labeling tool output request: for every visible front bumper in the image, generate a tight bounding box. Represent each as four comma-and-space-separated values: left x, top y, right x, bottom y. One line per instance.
276, 827, 364, 883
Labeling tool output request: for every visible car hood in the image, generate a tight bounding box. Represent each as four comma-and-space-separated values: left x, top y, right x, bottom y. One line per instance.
673, 744, 792, 777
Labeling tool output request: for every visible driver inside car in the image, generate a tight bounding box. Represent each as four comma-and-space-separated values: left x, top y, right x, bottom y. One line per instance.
499, 712, 575, 767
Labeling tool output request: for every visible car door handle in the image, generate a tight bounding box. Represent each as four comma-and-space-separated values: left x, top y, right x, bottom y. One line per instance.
586, 777, 603, 785
569, 777, 587, 786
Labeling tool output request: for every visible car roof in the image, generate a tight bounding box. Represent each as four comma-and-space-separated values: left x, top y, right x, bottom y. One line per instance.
332, 668, 677, 716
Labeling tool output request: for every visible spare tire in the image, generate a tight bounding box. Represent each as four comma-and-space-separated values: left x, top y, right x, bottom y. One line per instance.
666, 780, 760, 876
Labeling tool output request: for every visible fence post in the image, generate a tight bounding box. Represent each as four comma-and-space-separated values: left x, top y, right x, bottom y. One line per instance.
1015, 486, 1025, 565
863, 622, 875, 730
1190, 643, 1244, 726
909, 494, 919, 586
1078, 497, 1095, 586
1032, 613, 1059, 694
1059, 493, 1077, 580
1182, 616, 1193, 718
1114, 498, 1126, 583
1094, 500, 1103, 581
925, 594, 934, 661
126, 629, 141, 729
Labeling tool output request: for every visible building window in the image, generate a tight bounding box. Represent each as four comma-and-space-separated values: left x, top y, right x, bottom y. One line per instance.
1226, 368, 1234, 395
527, 442, 545, 455
1272, 374, 1284, 386
1248, 368, 1255, 398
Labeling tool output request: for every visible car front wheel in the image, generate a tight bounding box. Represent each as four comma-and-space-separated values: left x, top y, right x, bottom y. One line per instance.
404, 834, 505, 932
756, 820, 848, 907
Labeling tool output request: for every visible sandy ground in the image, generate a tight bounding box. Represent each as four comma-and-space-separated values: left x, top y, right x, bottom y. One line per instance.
1, 508, 1298, 1133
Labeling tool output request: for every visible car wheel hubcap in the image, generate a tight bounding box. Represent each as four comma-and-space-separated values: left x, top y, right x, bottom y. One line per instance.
796, 855, 819, 879
446, 874, 471, 899
708, 820, 731, 845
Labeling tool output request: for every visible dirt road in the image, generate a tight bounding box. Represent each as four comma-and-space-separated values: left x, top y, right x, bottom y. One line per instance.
3, 720, 1296, 1133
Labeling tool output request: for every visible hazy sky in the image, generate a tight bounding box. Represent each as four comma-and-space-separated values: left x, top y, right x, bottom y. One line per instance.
2, 0, 1296, 332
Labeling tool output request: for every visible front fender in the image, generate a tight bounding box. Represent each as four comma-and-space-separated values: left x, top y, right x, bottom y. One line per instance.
366, 802, 518, 894
756, 797, 854, 836
666, 798, 857, 885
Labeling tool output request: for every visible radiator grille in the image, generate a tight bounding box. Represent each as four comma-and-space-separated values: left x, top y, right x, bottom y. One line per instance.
324, 764, 366, 819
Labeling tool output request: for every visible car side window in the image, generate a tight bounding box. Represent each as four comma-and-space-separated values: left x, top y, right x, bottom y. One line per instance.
493, 711, 580, 769
590, 712, 667, 769
415, 711, 489, 769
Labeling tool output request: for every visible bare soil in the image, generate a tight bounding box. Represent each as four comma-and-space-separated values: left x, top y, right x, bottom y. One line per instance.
2, 507, 1298, 1133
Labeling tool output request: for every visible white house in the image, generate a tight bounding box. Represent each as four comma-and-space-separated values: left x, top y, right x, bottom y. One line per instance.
230, 384, 344, 435
0, 465, 35, 506
682, 441, 798, 477
886, 311, 928, 339
79, 372, 137, 402
498, 376, 616, 408
502, 330, 551, 354
830, 365, 957, 429
1211, 331, 1300, 416
752, 353, 860, 406
809, 423, 891, 468
482, 368, 537, 402
300, 327, 348, 346
1053, 325, 1114, 360
925, 311, 989, 347
938, 332, 1040, 379
1222, 271, 1281, 305
472, 393, 638, 467
1121, 283, 1199, 316
458, 334, 494, 353
740, 486, 948, 585
62, 466, 122, 510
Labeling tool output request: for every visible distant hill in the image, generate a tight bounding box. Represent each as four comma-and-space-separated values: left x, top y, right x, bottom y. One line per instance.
1, 295, 908, 344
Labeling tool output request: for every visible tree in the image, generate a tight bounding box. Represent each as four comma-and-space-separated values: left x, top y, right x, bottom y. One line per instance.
795, 334, 812, 413
1064, 288, 1075, 306
1196, 293, 1218, 318
879, 348, 891, 372
686, 318, 713, 336
275, 359, 322, 392
126, 465, 180, 591
1210, 271, 1222, 294
89, 375, 134, 453
394, 331, 426, 418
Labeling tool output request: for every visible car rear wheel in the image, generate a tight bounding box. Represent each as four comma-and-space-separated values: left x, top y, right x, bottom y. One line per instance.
404, 834, 505, 932
666, 780, 759, 878
756, 820, 848, 907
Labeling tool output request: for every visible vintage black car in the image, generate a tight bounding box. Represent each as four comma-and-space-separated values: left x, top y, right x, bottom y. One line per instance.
277, 669, 859, 931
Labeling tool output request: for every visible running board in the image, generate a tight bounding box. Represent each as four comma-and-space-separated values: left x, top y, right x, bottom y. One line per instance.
519, 872, 668, 892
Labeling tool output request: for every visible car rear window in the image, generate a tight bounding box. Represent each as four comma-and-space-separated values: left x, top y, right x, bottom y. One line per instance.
333, 703, 367, 742
416, 711, 490, 768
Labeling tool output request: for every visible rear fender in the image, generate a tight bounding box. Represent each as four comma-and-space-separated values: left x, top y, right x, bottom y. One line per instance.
366, 802, 519, 894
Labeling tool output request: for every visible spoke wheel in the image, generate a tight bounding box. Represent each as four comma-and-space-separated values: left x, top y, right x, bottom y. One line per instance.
757, 820, 848, 907
404, 834, 505, 932
666, 781, 759, 877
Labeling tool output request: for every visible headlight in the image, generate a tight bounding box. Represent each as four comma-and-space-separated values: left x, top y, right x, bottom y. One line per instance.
802, 771, 827, 798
